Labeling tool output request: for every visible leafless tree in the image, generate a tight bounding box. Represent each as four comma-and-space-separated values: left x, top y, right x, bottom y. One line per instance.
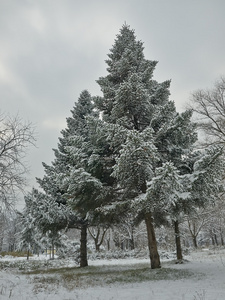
184, 211, 209, 248
0, 113, 35, 209
190, 77, 225, 146
88, 226, 108, 251
0, 209, 20, 252
189, 78, 225, 247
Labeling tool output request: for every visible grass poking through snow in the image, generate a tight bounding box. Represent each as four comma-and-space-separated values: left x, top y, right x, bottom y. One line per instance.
20, 262, 201, 292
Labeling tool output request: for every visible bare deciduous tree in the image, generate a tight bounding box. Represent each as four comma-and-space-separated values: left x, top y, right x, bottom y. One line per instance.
190, 77, 225, 146
190, 78, 225, 247
88, 226, 108, 252
0, 113, 35, 209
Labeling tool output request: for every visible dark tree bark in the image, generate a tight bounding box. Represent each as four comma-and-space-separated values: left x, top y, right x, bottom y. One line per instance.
107, 239, 110, 251
26, 249, 30, 260
129, 235, 135, 250
220, 231, 224, 246
49, 247, 52, 259
52, 241, 55, 260
214, 233, 218, 246
174, 220, 183, 262
145, 212, 161, 269
211, 235, 215, 246
80, 224, 88, 267
192, 235, 198, 248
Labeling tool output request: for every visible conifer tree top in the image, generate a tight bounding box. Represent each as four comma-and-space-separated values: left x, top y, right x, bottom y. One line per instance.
106, 24, 144, 63
95, 24, 170, 130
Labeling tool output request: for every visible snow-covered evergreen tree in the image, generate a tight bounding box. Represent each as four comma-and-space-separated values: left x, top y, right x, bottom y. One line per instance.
22, 24, 224, 270
19, 208, 42, 259
20, 188, 73, 258
36, 90, 104, 267
94, 24, 198, 269
112, 128, 158, 196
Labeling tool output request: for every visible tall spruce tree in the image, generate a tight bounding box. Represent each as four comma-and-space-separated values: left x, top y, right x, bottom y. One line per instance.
36, 90, 101, 267
94, 24, 197, 269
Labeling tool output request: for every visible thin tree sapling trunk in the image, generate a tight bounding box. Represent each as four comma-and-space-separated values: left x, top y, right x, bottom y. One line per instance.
27, 249, 30, 260
49, 247, 52, 260
214, 233, 218, 246
52, 241, 55, 260
174, 220, 183, 262
80, 224, 88, 267
220, 231, 224, 246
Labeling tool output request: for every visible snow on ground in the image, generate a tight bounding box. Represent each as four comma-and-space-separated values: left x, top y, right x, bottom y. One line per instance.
1, 248, 225, 300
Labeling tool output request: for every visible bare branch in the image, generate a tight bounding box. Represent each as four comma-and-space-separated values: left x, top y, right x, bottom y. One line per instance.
0, 113, 36, 210
190, 77, 225, 146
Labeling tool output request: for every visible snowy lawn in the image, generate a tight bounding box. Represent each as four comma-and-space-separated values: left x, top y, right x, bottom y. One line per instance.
1, 248, 225, 299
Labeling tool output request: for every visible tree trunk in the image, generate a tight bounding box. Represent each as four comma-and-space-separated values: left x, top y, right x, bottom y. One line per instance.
129, 228, 135, 250
129, 237, 135, 250
214, 233, 218, 246
0, 237, 3, 252
96, 243, 100, 252
107, 239, 110, 251
220, 232, 224, 246
52, 241, 55, 260
49, 247, 52, 259
80, 225, 88, 267
174, 220, 183, 262
145, 212, 161, 269
27, 249, 30, 260
192, 235, 198, 248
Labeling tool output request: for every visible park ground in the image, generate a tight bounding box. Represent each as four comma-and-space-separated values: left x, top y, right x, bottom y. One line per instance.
0, 248, 225, 299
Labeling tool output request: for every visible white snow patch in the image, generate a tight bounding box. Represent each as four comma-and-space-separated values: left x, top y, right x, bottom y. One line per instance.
1, 249, 225, 299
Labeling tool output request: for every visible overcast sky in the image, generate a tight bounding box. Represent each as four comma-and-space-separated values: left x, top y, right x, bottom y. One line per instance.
0, 0, 225, 207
